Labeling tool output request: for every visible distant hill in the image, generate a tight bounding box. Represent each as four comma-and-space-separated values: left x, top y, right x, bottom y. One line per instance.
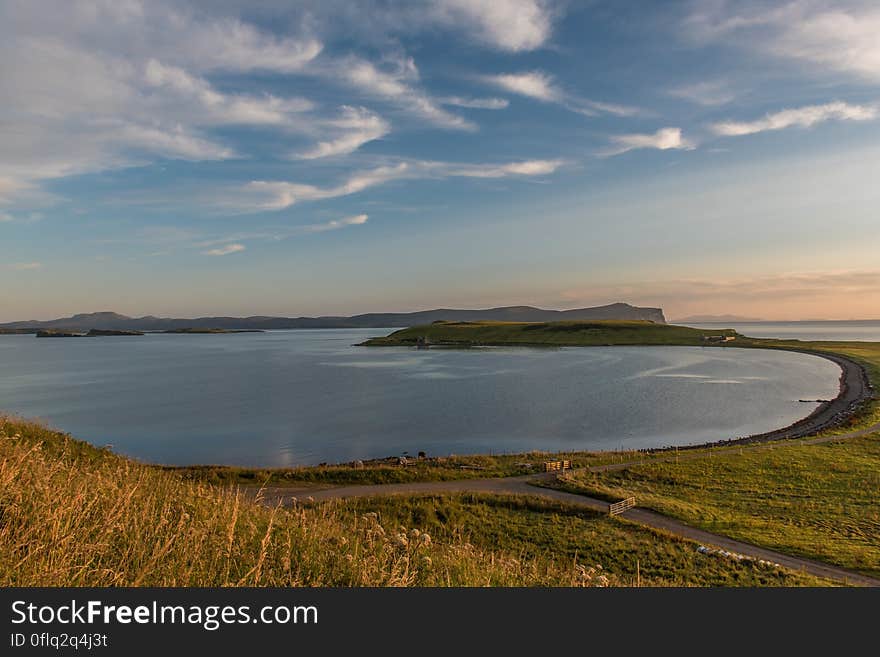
0, 303, 666, 331
673, 314, 763, 323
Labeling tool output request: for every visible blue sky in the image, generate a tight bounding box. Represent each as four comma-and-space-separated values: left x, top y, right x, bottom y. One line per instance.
2, 0, 880, 321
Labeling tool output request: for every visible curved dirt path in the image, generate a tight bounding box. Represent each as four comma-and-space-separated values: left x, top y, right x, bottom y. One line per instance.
263, 468, 880, 587
260, 351, 879, 587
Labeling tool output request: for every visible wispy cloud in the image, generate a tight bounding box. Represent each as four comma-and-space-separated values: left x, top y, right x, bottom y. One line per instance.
0, 212, 14, 223
194, 214, 371, 253
669, 80, 737, 107
227, 158, 567, 211
0, 1, 328, 202
290, 0, 558, 54
340, 56, 473, 131
143, 59, 314, 127
684, 1, 880, 82
441, 96, 510, 110
297, 107, 390, 159
6, 262, 43, 270
430, 0, 556, 52
304, 214, 369, 233
603, 128, 695, 156
483, 71, 639, 116
711, 101, 878, 136
203, 243, 245, 256
485, 71, 561, 102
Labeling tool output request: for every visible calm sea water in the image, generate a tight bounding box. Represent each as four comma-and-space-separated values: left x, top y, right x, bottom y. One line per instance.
681, 320, 880, 342
0, 329, 841, 467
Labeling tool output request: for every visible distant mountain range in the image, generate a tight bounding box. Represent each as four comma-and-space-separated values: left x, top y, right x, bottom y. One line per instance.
0, 303, 666, 331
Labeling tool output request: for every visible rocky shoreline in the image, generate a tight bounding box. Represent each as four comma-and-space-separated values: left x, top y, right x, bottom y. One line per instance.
639, 350, 874, 454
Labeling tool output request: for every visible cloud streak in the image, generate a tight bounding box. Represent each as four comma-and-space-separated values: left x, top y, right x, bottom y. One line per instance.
711, 101, 878, 136
669, 80, 737, 107
228, 158, 566, 211
604, 128, 695, 156
203, 243, 245, 256
483, 70, 639, 117
339, 56, 473, 131
297, 107, 390, 159
6, 262, 43, 271
441, 96, 510, 110
304, 214, 369, 233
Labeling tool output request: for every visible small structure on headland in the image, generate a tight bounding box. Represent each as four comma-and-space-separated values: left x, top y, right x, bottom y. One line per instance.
702, 334, 736, 343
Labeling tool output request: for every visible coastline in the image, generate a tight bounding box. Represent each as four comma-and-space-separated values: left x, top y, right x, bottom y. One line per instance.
639, 348, 874, 453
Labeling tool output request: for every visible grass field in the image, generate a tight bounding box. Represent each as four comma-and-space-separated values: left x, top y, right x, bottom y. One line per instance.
553, 432, 880, 577
342, 495, 828, 586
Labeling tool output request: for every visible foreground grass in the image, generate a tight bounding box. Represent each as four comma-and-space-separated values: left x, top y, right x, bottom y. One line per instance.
0, 417, 629, 587
0, 416, 832, 586
553, 432, 880, 577
341, 495, 828, 587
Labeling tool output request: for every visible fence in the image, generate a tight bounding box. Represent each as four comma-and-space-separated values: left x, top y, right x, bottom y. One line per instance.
609, 497, 636, 516
543, 459, 572, 472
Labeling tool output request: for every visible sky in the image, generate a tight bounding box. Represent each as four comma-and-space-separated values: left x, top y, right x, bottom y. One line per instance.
2, 0, 880, 322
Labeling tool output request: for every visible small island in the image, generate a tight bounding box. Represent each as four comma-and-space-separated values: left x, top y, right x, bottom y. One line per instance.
36, 329, 144, 337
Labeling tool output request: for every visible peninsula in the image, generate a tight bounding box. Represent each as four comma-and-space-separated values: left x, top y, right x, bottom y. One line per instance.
360, 319, 735, 347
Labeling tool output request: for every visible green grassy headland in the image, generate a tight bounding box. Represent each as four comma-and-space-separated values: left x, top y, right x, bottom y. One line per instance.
361, 319, 739, 346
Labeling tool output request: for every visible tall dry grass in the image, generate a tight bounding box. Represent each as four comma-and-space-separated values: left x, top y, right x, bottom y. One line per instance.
0, 417, 614, 587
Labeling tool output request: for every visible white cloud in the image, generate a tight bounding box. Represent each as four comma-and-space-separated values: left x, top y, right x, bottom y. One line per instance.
143, 59, 314, 127
304, 214, 369, 233
443, 159, 566, 178
576, 100, 641, 117
6, 262, 43, 271
684, 1, 880, 82
113, 122, 236, 161
297, 107, 390, 159
265, 0, 559, 53
712, 102, 877, 136
604, 128, 695, 156
0, 1, 327, 204
203, 243, 245, 256
430, 0, 555, 52
441, 96, 510, 110
485, 71, 561, 102
229, 158, 566, 211
340, 57, 473, 130
483, 71, 640, 117
0, 212, 14, 223
669, 80, 737, 107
